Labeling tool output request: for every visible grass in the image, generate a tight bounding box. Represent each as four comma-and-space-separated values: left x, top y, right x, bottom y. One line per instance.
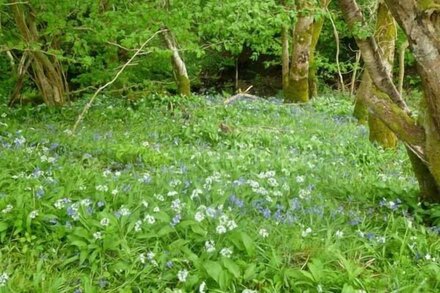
0, 93, 439, 292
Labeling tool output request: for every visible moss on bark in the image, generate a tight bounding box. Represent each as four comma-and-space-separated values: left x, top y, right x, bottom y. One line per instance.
177, 74, 191, 96
366, 3, 397, 148
353, 71, 371, 124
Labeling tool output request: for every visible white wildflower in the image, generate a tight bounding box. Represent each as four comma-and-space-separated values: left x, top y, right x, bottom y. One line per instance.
220, 247, 233, 258
93, 232, 103, 240
216, 225, 227, 234
29, 210, 39, 219
199, 281, 207, 293
301, 227, 312, 237
335, 230, 344, 239
144, 214, 156, 224
154, 194, 165, 201
0, 272, 9, 287
1, 204, 13, 214
100, 218, 110, 226
169, 179, 182, 187
247, 180, 259, 189
118, 207, 131, 216
259, 228, 269, 238
177, 269, 188, 282
191, 189, 203, 200
96, 185, 108, 192
268, 177, 278, 187
219, 215, 229, 225
167, 191, 178, 197
80, 199, 92, 207
195, 211, 205, 222
153, 206, 160, 212
205, 240, 216, 253
111, 189, 119, 195
134, 220, 143, 232
296, 175, 305, 183
141, 200, 149, 208
139, 253, 146, 264
226, 220, 237, 231
273, 190, 282, 197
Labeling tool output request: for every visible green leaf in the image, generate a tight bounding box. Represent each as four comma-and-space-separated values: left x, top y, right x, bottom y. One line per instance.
203, 261, 223, 284
0, 222, 8, 232
190, 224, 207, 236
222, 258, 241, 279
240, 232, 255, 256
243, 263, 256, 280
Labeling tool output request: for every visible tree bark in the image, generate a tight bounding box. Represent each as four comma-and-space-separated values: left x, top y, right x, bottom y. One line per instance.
398, 41, 408, 95
340, 0, 440, 202
281, 25, 290, 93
367, 2, 397, 148
162, 28, 190, 96
284, 0, 314, 103
308, 0, 330, 98
353, 70, 371, 124
9, 1, 68, 106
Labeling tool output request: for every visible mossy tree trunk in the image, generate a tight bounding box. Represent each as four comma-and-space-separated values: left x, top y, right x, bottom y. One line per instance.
162, 28, 190, 96
367, 2, 397, 148
284, 0, 314, 103
281, 25, 290, 93
308, 0, 331, 98
353, 70, 370, 124
353, 2, 398, 149
340, 0, 440, 202
9, 2, 68, 106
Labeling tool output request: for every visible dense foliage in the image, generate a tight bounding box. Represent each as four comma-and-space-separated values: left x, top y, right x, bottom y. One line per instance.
0, 95, 439, 291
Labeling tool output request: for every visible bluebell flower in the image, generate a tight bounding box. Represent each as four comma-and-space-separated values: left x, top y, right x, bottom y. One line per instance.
36, 187, 45, 199
229, 195, 244, 208
49, 143, 59, 150
122, 184, 132, 192
349, 217, 361, 226
65, 221, 73, 229
98, 278, 108, 288
262, 208, 271, 219
171, 214, 181, 226
290, 198, 301, 210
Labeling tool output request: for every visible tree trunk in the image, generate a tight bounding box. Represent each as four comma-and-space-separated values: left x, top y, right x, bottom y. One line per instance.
398, 41, 408, 95
284, 0, 314, 103
308, 0, 330, 98
368, 2, 397, 148
162, 28, 190, 96
281, 25, 290, 93
9, 2, 68, 106
353, 70, 370, 124
340, 0, 440, 202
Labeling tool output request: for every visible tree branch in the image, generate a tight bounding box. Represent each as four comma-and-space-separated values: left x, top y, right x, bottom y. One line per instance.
72, 29, 165, 133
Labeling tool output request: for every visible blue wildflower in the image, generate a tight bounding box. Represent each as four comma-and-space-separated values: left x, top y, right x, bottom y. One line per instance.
171, 214, 181, 226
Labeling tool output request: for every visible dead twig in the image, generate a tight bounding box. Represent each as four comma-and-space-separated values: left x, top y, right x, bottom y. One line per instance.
72, 29, 165, 133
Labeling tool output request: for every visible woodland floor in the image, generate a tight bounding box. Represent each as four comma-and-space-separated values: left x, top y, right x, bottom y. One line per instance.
0, 93, 439, 292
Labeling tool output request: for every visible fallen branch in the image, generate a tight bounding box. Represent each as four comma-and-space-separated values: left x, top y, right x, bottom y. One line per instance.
72, 30, 165, 133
